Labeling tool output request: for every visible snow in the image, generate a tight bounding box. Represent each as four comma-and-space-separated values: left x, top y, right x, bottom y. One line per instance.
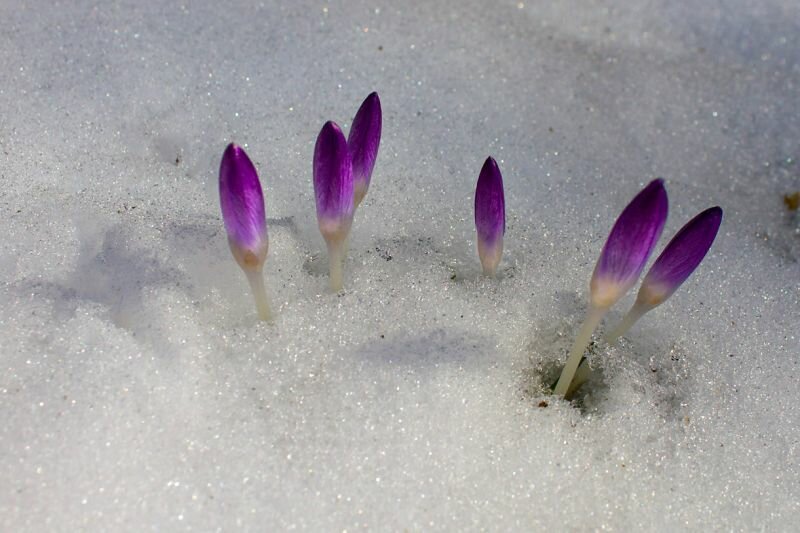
1, 0, 798, 530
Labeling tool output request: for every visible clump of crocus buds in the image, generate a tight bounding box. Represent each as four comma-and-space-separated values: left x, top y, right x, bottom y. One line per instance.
313, 93, 382, 291
474, 157, 506, 277
554, 180, 722, 397
219, 143, 272, 321
606, 206, 723, 342
216, 94, 724, 407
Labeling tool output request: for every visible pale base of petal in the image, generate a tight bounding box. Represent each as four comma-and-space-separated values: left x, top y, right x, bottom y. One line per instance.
326, 240, 346, 292
589, 277, 625, 309
478, 238, 503, 277
229, 237, 268, 273
636, 282, 669, 308
553, 305, 607, 397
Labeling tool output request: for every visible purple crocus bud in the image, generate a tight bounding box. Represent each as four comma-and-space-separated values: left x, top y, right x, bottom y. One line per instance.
314, 121, 354, 291
474, 156, 505, 277
219, 143, 272, 320
636, 206, 722, 309
314, 121, 354, 240
606, 206, 723, 342
555, 179, 668, 396
589, 179, 668, 310
219, 143, 268, 271
348, 92, 382, 207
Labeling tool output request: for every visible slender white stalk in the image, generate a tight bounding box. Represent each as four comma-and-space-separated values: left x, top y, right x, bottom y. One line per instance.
554, 305, 606, 397
565, 358, 591, 399
606, 302, 648, 345
327, 241, 345, 292
244, 269, 272, 321
479, 257, 497, 278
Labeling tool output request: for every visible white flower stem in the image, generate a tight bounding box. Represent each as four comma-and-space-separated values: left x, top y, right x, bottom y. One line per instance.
565, 357, 592, 399
245, 269, 272, 321
606, 302, 648, 345
554, 305, 606, 397
327, 240, 346, 292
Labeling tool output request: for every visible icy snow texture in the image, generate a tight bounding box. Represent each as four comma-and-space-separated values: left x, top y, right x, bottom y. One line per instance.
1, 0, 799, 531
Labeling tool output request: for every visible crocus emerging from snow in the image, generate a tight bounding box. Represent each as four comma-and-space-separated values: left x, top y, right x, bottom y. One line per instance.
314, 121, 354, 291
348, 92, 382, 208
554, 179, 668, 396
219, 143, 271, 320
474, 156, 505, 277
607, 206, 723, 342
589, 179, 669, 310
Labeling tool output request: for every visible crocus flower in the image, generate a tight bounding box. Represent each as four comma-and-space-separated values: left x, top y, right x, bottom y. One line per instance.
607, 206, 723, 341
348, 92, 382, 208
474, 156, 505, 277
219, 143, 271, 320
589, 178, 669, 310
554, 179, 669, 396
314, 121, 354, 291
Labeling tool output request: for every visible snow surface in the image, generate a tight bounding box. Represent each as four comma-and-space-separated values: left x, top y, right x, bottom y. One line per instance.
1, 0, 799, 530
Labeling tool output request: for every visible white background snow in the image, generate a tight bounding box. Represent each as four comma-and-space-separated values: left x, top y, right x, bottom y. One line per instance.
1, 0, 798, 530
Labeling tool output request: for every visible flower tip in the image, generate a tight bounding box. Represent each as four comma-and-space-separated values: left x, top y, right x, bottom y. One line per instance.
703, 206, 723, 236
639, 178, 665, 196
220, 142, 251, 172
643, 178, 669, 213
219, 143, 268, 272
321, 120, 343, 137
358, 92, 381, 115
221, 143, 252, 168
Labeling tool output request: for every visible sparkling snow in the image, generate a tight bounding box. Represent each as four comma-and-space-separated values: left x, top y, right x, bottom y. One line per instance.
1, 0, 798, 530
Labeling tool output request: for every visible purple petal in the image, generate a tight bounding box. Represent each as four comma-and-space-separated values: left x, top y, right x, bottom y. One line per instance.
219, 143, 267, 262
475, 157, 505, 275
314, 121, 354, 234
475, 157, 505, 243
590, 179, 668, 308
637, 206, 722, 307
348, 92, 382, 205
